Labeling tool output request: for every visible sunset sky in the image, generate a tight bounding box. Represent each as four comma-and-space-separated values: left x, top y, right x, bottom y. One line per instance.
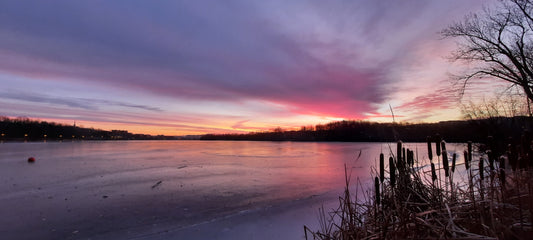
0, 0, 496, 135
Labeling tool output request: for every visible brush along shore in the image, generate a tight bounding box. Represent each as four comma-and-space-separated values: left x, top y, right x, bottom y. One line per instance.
305, 135, 533, 239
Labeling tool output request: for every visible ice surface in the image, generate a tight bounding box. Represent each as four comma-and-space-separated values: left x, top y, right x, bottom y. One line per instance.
0, 140, 465, 239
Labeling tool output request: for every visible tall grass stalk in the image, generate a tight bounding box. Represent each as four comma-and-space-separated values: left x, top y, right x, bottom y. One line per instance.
380, 153, 385, 184
435, 135, 443, 195
389, 156, 395, 188
305, 136, 533, 239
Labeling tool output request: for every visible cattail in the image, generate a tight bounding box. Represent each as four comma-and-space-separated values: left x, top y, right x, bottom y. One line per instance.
405, 148, 411, 167
397, 141, 404, 177
375, 177, 380, 206
467, 141, 472, 164
435, 134, 442, 157
464, 150, 470, 170
380, 153, 385, 183
407, 149, 413, 167
441, 141, 449, 177
479, 158, 484, 180
410, 149, 414, 167
402, 147, 406, 166
397, 141, 402, 165
487, 150, 494, 171
427, 136, 433, 161
451, 153, 456, 173
389, 156, 396, 187
431, 162, 437, 182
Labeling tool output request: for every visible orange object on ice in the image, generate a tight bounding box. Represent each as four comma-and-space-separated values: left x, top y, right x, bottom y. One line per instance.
27, 157, 35, 163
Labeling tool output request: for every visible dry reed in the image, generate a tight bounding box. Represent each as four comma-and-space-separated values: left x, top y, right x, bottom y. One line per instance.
305, 135, 533, 239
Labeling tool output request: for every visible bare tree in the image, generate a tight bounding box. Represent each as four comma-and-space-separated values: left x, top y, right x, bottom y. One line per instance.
460, 87, 531, 119
442, 0, 533, 105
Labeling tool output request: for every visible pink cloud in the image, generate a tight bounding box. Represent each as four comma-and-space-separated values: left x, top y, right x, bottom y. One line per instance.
0, 0, 491, 134
396, 87, 460, 121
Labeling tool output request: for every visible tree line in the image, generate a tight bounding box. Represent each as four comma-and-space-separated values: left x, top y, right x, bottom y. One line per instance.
0, 117, 177, 141
201, 116, 533, 143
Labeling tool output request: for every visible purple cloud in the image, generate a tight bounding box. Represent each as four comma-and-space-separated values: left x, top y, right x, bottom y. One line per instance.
0, 0, 489, 130
0, 90, 162, 112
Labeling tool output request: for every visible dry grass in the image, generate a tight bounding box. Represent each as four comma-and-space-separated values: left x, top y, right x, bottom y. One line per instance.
304, 136, 533, 239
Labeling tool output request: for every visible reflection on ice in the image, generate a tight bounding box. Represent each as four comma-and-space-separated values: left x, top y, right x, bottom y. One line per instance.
0, 141, 464, 239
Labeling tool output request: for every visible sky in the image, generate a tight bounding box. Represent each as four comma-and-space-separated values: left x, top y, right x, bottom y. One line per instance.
0, 0, 495, 135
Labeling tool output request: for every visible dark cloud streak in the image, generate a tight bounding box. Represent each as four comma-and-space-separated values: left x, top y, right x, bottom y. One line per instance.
0, 0, 487, 120
0, 91, 162, 112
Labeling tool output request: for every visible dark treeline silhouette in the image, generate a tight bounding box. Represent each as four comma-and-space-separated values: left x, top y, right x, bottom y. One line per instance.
201, 116, 533, 143
0, 117, 178, 141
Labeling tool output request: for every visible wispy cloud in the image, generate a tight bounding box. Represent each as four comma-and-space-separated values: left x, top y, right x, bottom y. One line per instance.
396, 87, 460, 122
0, 91, 162, 112
0, 0, 490, 133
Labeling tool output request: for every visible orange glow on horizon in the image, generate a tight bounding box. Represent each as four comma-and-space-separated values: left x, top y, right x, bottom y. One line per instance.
5, 114, 350, 136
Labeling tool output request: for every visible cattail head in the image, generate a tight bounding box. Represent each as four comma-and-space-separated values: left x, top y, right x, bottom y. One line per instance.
431, 162, 437, 182
402, 147, 406, 164
451, 153, 456, 173
464, 150, 470, 170
487, 150, 494, 171
397, 141, 402, 164
441, 141, 449, 177
380, 153, 385, 183
427, 136, 433, 161
479, 157, 484, 180
435, 134, 442, 157
411, 149, 415, 167
407, 149, 414, 167
487, 136, 495, 159
397, 141, 404, 176
467, 141, 473, 164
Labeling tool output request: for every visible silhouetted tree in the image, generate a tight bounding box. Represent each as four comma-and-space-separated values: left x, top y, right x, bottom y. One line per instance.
460, 88, 531, 119
442, 0, 533, 105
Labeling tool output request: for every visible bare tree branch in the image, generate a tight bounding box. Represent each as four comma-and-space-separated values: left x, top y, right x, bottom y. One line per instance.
442, 0, 533, 102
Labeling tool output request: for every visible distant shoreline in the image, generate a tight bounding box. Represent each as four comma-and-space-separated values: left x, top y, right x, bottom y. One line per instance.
0, 116, 200, 141
2, 116, 532, 143
202, 116, 533, 143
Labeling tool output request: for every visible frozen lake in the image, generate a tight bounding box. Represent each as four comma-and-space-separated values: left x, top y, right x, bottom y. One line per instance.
0, 140, 465, 239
